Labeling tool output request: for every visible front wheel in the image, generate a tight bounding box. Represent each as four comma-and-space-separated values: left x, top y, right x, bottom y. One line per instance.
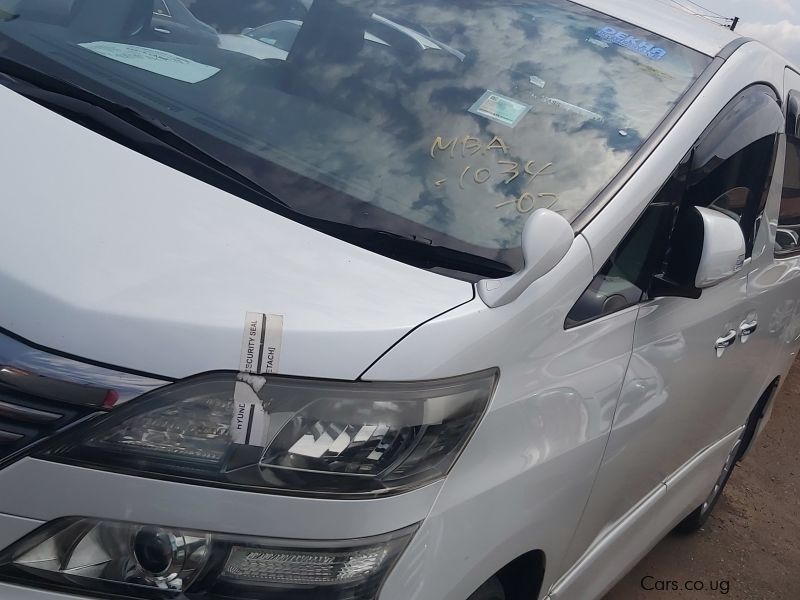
467, 576, 506, 600
674, 430, 742, 533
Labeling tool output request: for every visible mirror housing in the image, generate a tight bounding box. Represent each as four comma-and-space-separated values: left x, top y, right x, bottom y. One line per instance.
478, 209, 574, 308
693, 206, 746, 288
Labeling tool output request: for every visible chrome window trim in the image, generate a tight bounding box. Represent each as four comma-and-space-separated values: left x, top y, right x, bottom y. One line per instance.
0, 328, 170, 407
572, 38, 754, 233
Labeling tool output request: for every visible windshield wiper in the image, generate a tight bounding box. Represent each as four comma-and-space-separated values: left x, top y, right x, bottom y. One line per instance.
0, 56, 513, 279
0, 56, 290, 211
320, 227, 515, 279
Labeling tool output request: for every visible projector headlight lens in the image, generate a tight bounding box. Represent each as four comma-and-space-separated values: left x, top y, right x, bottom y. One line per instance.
38, 370, 497, 497
0, 518, 415, 599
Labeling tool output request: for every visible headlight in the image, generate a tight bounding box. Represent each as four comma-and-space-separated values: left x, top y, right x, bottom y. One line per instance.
37, 370, 497, 497
0, 517, 414, 599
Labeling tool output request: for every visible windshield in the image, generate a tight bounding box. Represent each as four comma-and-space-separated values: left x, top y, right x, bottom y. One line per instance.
0, 0, 711, 273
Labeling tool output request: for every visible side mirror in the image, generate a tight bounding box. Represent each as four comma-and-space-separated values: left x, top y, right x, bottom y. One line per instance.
478, 209, 574, 308
694, 206, 746, 288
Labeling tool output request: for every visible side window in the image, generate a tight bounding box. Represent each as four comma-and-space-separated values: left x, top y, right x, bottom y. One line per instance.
565, 155, 689, 328
567, 86, 782, 328
682, 85, 782, 257
777, 89, 800, 255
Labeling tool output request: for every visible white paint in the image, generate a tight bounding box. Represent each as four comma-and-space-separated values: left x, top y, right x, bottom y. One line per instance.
0, 86, 472, 380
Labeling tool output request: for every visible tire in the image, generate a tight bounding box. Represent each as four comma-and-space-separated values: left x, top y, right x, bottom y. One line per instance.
673, 430, 741, 533
467, 576, 506, 600
675, 388, 771, 534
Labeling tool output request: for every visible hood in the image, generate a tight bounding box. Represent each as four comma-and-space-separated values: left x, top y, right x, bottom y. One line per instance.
0, 86, 473, 380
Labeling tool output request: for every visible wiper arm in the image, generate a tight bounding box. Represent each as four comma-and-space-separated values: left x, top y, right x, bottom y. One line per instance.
0, 57, 513, 279
324, 227, 514, 279
0, 56, 291, 211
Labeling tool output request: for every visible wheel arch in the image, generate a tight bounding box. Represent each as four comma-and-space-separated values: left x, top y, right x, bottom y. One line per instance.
489, 549, 547, 600
737, 376, 780, 460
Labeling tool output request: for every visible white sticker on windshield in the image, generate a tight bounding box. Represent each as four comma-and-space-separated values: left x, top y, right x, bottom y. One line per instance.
78, 42, 220, 83
469, 90, 531, 128
529, 75, 546, 89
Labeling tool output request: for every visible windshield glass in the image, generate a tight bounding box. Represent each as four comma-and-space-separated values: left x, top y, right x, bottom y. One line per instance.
0, 0, 711, 272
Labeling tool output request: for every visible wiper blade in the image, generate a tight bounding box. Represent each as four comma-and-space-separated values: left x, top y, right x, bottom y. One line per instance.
0, 56, 291, 211
0, 57, 512, 279
326, 227, 514, 279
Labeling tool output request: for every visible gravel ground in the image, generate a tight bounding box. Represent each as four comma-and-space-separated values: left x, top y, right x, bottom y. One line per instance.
604, 360, 800, 600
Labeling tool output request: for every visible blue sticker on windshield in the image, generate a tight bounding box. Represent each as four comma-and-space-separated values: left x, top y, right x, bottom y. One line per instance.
596, 26, 667, 61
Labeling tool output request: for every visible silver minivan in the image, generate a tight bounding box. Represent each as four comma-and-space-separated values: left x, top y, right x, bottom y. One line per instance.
1, 1, 799, 599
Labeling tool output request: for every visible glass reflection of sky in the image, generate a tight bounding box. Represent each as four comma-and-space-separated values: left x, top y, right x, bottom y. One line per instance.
191, 0, 709, 250
1, 0, 711, 262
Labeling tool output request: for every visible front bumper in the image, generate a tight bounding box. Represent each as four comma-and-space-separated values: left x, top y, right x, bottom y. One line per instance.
0, 582, 91, 600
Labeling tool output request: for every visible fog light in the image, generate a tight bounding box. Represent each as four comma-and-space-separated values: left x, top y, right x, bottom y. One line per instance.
0, 517, 416, 599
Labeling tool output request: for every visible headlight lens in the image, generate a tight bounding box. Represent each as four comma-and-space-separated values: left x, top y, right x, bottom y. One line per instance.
0, 517, 414, 599
38, 370, 497, 497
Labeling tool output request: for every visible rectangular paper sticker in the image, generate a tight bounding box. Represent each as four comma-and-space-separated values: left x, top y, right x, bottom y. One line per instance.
78, 42, 220, 83
529, 75, 546, 89
232, 311, 283, 446
263, 314, 283, 374
231, 381, 268, 445
469, 90, 532, 128
239, 312, 284, 374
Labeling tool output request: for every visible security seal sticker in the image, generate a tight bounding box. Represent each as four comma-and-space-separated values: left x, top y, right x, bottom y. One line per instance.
469, 90, 532, 128
231, 379, 268, 446
232, 312, 284, 446
239, 311, 284, 375
78, 42, 220, 83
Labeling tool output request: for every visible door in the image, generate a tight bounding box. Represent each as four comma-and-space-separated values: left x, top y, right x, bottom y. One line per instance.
562, 84, 785, 565
748, 69, 800, 401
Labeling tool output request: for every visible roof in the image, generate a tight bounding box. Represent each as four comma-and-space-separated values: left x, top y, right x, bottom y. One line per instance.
571, 0, 741, 57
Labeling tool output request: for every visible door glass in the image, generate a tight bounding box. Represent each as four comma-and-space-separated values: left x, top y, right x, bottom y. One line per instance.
568, 86, 783, 328
684, 85, 782, 255
709, 187, 749, 222
565, 154, 689, 328
777, 130, 800, 254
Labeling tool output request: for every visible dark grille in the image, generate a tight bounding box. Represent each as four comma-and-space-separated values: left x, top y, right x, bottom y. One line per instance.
0, 328, 169, 468
0, 382, 95, 465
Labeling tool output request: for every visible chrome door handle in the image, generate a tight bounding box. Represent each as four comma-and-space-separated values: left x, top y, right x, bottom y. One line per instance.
715, 330, 737, 358
153, 26, 172, 34
739, 319, 758, 343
